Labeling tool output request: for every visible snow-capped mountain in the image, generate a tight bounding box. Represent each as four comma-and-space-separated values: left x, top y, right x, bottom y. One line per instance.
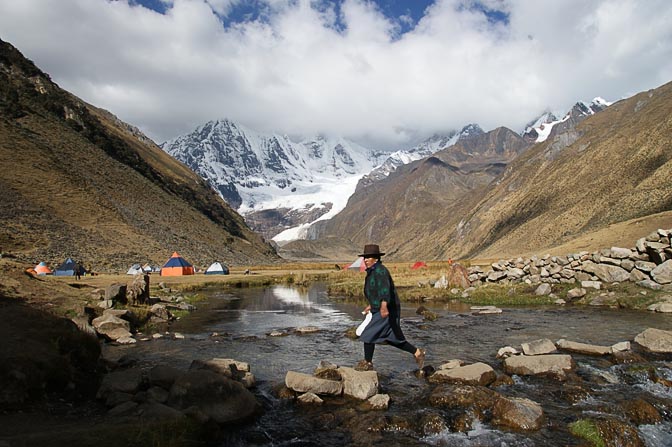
161, 119, 389, 242
357, 124, 482, 188
523, 98, 611, 143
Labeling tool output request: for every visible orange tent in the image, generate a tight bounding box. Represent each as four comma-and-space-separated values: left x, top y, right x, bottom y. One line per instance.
160, 252, 195, 276
34, 261, 53, 275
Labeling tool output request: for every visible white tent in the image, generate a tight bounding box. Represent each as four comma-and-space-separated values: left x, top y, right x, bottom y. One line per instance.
126, 263, 143, 275
347, 257, 366, 272
205, 261, 229, 275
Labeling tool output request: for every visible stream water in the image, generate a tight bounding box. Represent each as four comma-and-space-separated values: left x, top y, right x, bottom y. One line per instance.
104, 283, 672, 446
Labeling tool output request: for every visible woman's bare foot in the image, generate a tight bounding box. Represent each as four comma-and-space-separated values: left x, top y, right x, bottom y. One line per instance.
414, 348, 426, 369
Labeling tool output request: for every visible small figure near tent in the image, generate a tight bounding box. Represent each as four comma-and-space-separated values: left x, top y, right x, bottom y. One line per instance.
354, 244, 426, 372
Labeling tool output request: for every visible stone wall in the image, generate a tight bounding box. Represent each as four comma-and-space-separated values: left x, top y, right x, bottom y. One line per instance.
467, 228, 672, 290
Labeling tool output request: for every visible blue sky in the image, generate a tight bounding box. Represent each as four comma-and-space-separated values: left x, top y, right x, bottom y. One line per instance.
133, 0, 441, 33
0, 0, 671, 148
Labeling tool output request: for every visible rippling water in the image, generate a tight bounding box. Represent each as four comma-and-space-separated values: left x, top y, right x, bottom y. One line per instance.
105, 283, 672, 446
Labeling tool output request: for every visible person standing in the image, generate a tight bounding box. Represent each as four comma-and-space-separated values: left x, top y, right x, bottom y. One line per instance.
355, 244, 425, 371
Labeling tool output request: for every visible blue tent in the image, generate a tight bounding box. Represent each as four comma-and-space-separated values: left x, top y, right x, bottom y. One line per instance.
54, 257, 77, 276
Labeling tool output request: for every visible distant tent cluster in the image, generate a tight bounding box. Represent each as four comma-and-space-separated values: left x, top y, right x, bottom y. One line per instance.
34, 252, 229, 277
32, 257, 86, 277
126, 263, 161, 275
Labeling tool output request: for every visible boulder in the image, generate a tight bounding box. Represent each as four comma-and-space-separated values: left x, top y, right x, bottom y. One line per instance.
167, 369, 259, 424
190, 358, 250, 377
567, 288, 587, 300
338, 366, 379, 400
637, 279, 662, 290
521, 338, 557, 355
438, 359, 465, 369
285, 371, 342, 396
629, 269, 649, 282
503, 354, 575, 378
96, 368, 144, 400
103, 308, 140, 329
92, 313, 131, 338
105, 283, 127, 304
580, 261, 630, 283
496, 347, 519, 359
555, 339, 611, 355
622, 398, 662, 425
148, 365, 184, 389
591, 417, 645, 447
634, 328, 672, 353
491, 396, 544, 431
428, 362, 496, 386
446, 263, 471, 288
471, 305, 502, 314
428, 384, 498, 412
651, 260, 672, 284
648, 302, 672, 313
149, 303, 172, 321
634, 261, 657, 272
365, 394, 390, 410
646, 242, 668, 264
535, 283, 552, 296
580, 280, 602, 290
610, 247, 633, 259
297, 392, 323, 405
314, 361, 341, 380
611, 341, 631, 352
70, 315, 97, 337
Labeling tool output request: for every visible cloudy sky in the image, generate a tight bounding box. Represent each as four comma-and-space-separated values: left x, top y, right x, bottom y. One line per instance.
1, 0, 671, 149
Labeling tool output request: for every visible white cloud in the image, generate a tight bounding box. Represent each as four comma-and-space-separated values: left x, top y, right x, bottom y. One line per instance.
0, 0, 670, 148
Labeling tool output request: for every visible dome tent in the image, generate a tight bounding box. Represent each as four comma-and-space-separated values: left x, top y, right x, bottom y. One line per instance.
160, 252, 194, 276
205, 261, 229, 275
34, 261, 52, 275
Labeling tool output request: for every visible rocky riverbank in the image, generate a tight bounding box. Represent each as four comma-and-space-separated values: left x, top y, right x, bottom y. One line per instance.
276, 326, 672, 446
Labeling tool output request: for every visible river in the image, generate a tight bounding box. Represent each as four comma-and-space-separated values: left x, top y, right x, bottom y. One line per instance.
104, 283, 672, 446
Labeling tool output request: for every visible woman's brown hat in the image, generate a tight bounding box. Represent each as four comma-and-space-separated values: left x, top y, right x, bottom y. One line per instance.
359, 244, 385, 257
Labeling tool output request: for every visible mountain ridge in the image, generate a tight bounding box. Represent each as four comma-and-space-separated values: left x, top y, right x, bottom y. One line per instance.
0, 39, 277, 270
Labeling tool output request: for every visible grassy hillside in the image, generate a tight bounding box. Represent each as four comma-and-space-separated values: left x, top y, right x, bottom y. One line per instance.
0, 39, 277, 271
